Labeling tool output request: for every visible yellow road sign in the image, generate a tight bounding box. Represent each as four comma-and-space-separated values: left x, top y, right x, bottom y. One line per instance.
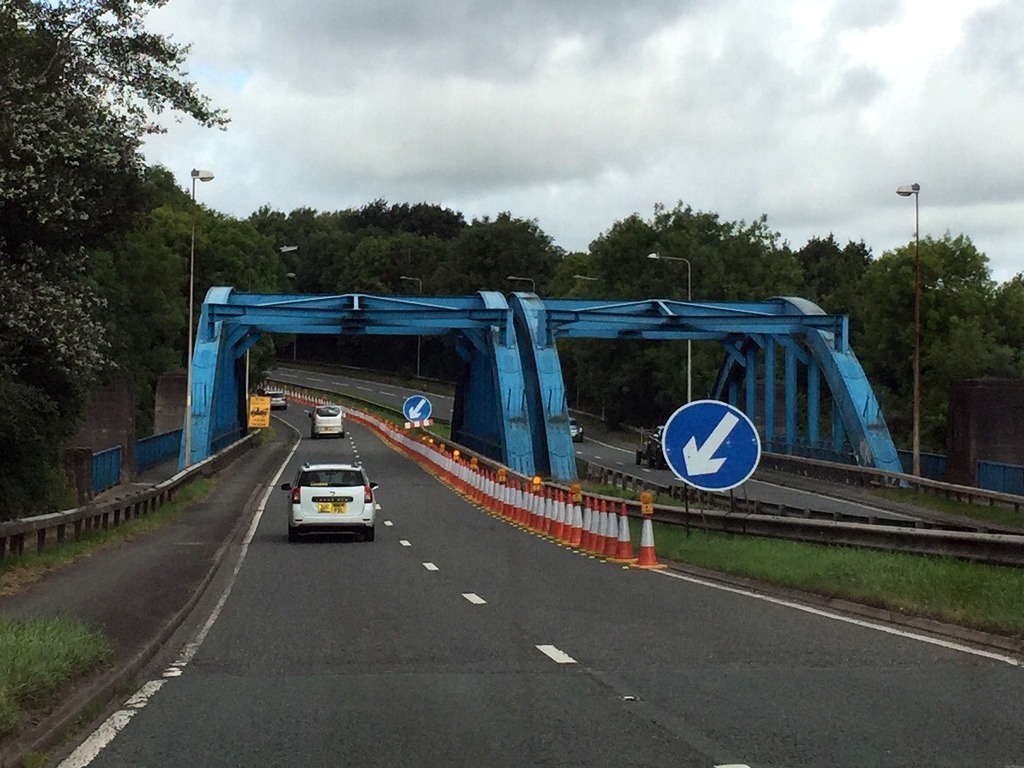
248, 396, 271, 428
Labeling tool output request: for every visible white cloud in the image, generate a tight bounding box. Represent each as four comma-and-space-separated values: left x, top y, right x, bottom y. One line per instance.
143, 0, 1024, 282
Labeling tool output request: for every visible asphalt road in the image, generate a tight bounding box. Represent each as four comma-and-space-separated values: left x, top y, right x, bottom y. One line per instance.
52, 408, 1024, 768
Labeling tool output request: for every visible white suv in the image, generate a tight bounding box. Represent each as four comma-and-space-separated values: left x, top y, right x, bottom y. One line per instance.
309, 404, 345, 438
281, 463, 378, 542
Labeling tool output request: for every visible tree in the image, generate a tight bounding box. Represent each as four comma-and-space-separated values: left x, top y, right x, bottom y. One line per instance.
0, 1, 226, 517
857, 233, 1014, 451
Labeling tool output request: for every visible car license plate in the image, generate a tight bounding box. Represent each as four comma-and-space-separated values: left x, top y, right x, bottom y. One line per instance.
317, 502, 347, 513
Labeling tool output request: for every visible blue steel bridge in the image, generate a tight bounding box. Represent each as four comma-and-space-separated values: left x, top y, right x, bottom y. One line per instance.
179, 287, 900, 481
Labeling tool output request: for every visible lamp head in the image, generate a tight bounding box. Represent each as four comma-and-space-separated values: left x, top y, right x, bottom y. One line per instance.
896, 183, 920, 197
191, 168, 215, 182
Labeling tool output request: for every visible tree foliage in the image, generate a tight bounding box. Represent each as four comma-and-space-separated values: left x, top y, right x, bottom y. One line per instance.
0, 1, 225, 517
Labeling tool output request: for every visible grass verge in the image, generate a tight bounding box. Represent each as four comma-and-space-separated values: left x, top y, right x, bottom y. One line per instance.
0, 478, 218, 598
647, 522, 1024, 639
0, 616, 111, 737
872, 486, 1024, 530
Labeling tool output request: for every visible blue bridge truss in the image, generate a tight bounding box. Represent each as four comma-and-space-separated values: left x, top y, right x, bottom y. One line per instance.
180, 287, 900, 480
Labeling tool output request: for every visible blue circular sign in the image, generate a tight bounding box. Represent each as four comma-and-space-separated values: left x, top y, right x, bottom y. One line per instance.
402, 395, 433, 422
661, 400, 761, 491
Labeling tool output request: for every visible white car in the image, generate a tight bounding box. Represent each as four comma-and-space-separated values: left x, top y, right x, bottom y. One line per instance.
281, 463, 378, 542
309, 404, 345, 438
569, 417, 584, 442
267, 390, 288, 410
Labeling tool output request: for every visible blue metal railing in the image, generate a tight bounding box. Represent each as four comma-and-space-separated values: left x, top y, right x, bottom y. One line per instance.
977, 460, 1024, 496
91, 446, 121, 494
136, 429, 183, 472
896, 450, 947, 481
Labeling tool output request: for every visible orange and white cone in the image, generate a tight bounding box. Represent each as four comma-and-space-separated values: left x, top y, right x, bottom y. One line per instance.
610, 502, 637, 563
633, 516, 666, 569
548, 490, 564, 541
580, 498, 593, 551
602, 501, 619, 558
568, 496, 583, 548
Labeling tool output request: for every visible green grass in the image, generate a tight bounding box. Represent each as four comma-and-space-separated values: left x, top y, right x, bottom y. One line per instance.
0, 478, 218, 592
0, 616, 111, 736
873, 486, 1024, 530
646, 522, 1024, 638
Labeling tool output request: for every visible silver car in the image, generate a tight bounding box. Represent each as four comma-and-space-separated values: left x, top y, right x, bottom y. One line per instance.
281, 463, 378, 542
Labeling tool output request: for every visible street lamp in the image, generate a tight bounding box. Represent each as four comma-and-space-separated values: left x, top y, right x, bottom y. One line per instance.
507, 275, 536, 292
184, 168, 214, 468
573, 274, 599, 282
285, 271, 298, 361
399, 275, 423, 378
896, 182, 921, 477
647, 252, 692, 403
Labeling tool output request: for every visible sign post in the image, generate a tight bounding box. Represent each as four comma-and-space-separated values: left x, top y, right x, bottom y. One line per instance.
402, 395, 434, 429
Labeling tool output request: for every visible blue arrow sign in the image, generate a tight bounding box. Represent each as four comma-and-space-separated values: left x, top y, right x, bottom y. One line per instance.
661, 400, 761, 491
403, 395, 433, 423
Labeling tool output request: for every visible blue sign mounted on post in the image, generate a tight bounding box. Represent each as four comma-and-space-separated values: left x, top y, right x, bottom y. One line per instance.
661, 399, 761, 491
402, 395, 433, 427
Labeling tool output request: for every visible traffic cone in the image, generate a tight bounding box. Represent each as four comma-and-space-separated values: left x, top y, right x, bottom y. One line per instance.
568, 496, 583, 548
610, 502, 637, 563
602, 501, 619, 558
558, 491, 574, 545
548, 489, 564, 541
633, 516, 666, 569
580, 498, 593, 551
593, 499, 609, 555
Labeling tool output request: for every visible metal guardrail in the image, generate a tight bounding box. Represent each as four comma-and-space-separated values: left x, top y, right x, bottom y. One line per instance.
0, 432, 258, 563
757, 452, 1024, 514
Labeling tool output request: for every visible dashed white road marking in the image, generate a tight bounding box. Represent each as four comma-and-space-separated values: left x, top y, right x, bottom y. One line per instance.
461, 592, 486, 604
655, 569, 1022, 667
423, 562, 439, 571
715, 764, 752, 768
384, 520, 394, 526
399, 539, 411, 547
536, 644, 577, 664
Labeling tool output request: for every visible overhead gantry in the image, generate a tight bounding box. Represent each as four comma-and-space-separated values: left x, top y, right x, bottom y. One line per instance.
181, 288, 901, 480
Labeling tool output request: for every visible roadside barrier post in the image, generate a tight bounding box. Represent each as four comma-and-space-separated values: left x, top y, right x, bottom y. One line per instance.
633, 491, 666, 569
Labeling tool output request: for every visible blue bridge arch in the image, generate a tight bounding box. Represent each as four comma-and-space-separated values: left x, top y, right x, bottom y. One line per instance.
180, 288, 901, 480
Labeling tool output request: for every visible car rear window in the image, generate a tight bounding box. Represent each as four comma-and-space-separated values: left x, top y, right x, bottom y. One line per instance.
315, 405, 342, 416
299, 469, 364, 487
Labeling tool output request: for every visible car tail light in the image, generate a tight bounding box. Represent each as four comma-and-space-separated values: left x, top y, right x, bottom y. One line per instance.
291, 487, 301, 504
364, 485, 373, 503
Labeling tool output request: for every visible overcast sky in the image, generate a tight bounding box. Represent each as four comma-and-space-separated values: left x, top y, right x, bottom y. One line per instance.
143, 0, 1024, 283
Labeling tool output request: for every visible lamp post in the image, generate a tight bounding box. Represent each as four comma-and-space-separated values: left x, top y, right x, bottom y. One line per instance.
399, 275, 423, 378
184, 168, 214, 468
896, 182, 921, 477
506, 275, 536, 292
284, 269, 298, 361
647, 253, 692, 403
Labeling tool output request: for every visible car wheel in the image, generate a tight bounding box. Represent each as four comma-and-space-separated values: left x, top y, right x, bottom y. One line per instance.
339, 431, 345, 438
363, 526, 375, 542
288, 527, 299, 543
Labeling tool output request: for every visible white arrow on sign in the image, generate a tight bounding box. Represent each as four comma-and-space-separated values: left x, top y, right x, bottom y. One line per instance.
682, 412, 739, 476
408, 399, 426, 419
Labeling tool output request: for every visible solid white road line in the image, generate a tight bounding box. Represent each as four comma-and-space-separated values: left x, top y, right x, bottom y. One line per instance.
423, 562, 439, 571
655, 569, 1022, 667
60, 437, 303, 767
461, 592, 486, 604
536, 644, 577, 664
